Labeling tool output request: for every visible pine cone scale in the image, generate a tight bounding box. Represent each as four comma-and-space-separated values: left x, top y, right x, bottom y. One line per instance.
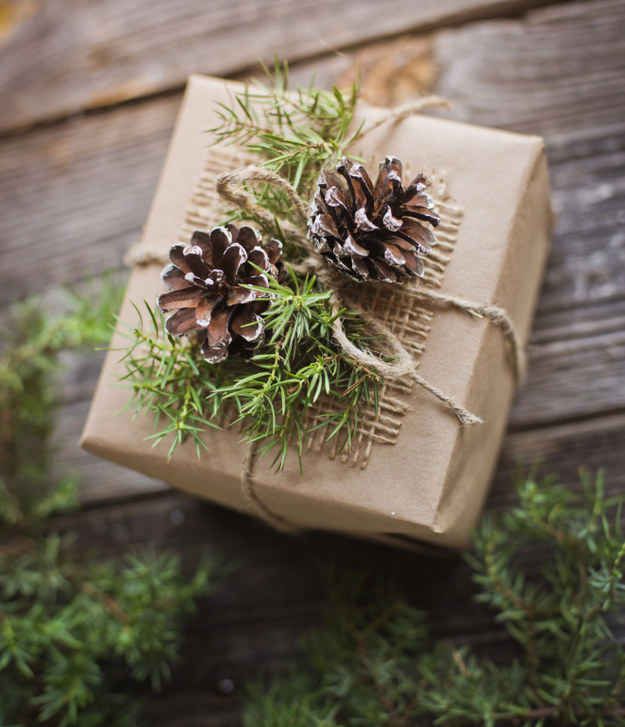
161, 263, 190, 290
201, 308, 232, 363
165, 308, 202, 337
158, 286, 206, 312
231, 307, 263, 342
195, 296, 220, 327
221, 243, 247, 282
226, 285, 256, 307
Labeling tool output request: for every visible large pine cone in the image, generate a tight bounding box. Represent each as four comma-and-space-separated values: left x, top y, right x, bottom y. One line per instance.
309, 157, 439, 283
158, 225, 282, 363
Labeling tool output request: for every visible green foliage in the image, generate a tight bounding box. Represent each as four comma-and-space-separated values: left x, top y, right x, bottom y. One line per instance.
0, 537, 215, 727
0, 284, 220, 726
212, 62, 362, 263
0, 283, 123, 526
211, 60, 360, 197
124, 65, 384, 468
244, 472, 625, 726
124, 272, 381, 469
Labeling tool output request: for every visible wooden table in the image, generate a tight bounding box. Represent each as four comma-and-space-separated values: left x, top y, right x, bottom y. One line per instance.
2, 0, 625, 723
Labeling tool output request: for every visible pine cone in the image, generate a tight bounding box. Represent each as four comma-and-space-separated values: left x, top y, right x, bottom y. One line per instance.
309, 157, 439, 283
158, 225, 282, 363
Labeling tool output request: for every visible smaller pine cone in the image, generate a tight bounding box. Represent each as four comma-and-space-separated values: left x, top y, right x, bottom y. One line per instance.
158, 225, 282, 363
309, 156, 440, 283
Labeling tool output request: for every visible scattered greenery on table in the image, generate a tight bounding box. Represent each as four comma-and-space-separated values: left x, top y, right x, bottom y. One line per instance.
245, 472, 625, 726
0, 285, 122, 524
0, 285, 219, 727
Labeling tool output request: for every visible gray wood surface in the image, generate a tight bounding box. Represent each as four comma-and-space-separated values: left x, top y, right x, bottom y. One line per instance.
0, 0, 558, 133
2, 0, 625, 723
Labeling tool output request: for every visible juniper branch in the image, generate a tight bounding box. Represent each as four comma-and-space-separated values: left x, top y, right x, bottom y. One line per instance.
210, 60, 360, 200
0, 284, 222, 726
244, 472, 625, 726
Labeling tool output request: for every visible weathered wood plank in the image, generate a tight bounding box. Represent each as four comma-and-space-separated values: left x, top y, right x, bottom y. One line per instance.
4, 107, 624, 314
434, 0, 625, 138
511, 326, 625, 428
0, 0, 561, 133
495, 413, 625, 502
4, 112, 623, 318
52, 395, 165, 502
3, 0, 625, 307
0, 94, 178, 298
0, 54, 349, 301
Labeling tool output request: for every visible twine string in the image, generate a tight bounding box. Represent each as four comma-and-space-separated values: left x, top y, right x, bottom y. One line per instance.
316, 268, 483, 426
332, 281, 527, 383
240, 441, 300, 533
405, 288, 526, 381
216, 165, 310, 234
355, 96, 451, 141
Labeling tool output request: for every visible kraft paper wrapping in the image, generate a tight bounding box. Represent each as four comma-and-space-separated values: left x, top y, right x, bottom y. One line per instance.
81, 75, 553, 548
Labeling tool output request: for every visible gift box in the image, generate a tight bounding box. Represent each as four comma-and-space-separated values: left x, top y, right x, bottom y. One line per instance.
81, 74, 552, 548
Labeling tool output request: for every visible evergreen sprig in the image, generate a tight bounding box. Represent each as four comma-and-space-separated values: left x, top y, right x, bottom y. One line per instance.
0, 283, 123, 526
123, 271, 381, 469
244, 472, 625, 726
0, 537, 215, 727
0, 285, 221, 726
211, 60, 360, 196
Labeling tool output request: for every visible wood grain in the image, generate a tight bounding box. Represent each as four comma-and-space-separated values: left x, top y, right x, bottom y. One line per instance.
0, 0, 560, 133
0, 96, 178, 298
434, 0, 625, 137
3, 0, 624, 306
2, 104, 624, 314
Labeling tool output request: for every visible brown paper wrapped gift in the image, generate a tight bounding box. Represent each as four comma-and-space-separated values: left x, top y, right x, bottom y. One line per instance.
81, 74, 553, 548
